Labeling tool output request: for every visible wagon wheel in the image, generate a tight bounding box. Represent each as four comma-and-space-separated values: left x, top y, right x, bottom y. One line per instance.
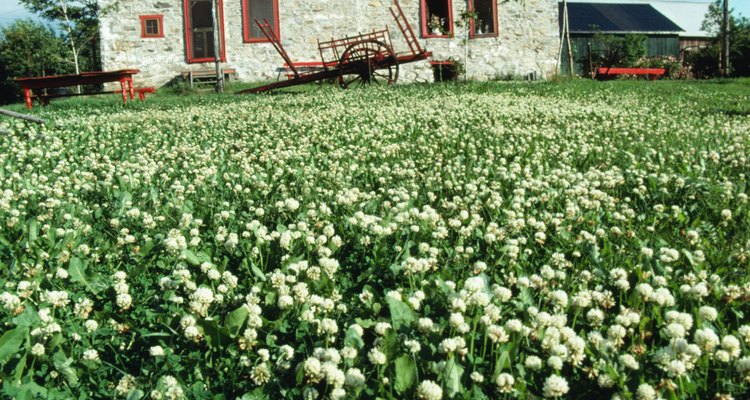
337, 40, 399, 89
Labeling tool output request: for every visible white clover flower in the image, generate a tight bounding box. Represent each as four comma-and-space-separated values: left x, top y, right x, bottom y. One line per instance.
619, 354, 639, 370
84, 319, 99, 332
547, 356, 563, 371
83, 349, 100, 362
698, 306, 718, 322
416, 380, 443, 400
722, 335, 741, 358
116, 293, 133, 310
45, 290, 70, 308
470, 371, 484, 383
487, 325, 509, 344
542, 375, 569, 398
494, 372, 514, 393
345, 368, 366, 387
368, 348, 387, 365
303, 357, 324, 382
31, 343, 45, 357
636, 383, 657, 400
524, 355, 543, 371
374, 322, 392, 336
150, 346, 165, 357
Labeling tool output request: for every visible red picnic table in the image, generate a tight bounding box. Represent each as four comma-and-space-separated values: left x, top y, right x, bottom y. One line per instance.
14, 69, 154, 109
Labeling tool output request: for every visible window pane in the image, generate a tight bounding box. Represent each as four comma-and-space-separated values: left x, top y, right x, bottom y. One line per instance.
473, 0, 496, 34
248, 0, 276, 38
192, 31, 215, 59
146, 19, 159, 35
191, 0, 214, 29
425, 0, 450, 34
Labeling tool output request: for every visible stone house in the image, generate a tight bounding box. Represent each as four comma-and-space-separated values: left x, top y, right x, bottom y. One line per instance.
98, 0, 559, 87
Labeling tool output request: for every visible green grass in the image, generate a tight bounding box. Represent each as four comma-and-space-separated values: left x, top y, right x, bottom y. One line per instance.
0, 79, 749, 400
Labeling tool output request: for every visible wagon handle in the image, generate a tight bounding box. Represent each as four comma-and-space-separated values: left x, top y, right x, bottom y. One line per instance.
254, 18, 300, 79
390, 0, 424, 56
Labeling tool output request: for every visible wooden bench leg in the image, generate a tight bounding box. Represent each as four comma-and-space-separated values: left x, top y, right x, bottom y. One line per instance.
24, 89, 33, 110
120, 78, 128, 104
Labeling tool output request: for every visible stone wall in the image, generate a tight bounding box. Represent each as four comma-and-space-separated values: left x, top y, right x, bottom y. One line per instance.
99, 0, 559, 87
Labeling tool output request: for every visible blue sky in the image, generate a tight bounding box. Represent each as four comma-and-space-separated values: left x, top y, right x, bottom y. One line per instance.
0, 0, 748, 28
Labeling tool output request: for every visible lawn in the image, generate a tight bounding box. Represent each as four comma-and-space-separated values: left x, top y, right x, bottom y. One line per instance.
0, 80, 749, 399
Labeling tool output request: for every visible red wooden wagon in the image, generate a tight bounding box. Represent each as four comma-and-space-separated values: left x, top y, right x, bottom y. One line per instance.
238, 0, 430, 94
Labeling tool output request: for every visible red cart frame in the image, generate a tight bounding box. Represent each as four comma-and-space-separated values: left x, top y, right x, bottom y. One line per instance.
238, 0, 430, 94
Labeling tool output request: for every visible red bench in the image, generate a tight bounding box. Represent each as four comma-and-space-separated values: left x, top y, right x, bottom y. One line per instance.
15, 69, 144, 109
595, 67, 666, 80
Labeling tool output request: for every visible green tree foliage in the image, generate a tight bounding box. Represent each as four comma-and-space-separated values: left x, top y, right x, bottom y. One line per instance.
0, 19, 70, 104
591, 31, 647, 68
688, 0, 750, 77
18, 0, 105, 74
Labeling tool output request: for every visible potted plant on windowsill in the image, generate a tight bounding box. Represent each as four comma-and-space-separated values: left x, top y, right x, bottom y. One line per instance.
429, 14, 445, 35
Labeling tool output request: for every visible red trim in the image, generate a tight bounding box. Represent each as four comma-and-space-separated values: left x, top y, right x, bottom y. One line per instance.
242, 0, 280, 43
468, 0, 498, 39
140, 15, 164, 38
420, 0, 453, 38
183, 0, 226, 64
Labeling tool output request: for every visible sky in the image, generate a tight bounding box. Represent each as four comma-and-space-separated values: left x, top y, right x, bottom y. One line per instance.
0, 0, 748, 29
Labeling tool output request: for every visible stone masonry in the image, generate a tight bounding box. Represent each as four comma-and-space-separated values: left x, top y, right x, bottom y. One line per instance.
99, 0, 559, 87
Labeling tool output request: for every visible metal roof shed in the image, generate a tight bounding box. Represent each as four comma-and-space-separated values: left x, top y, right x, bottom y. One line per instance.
559, 2, 684, 75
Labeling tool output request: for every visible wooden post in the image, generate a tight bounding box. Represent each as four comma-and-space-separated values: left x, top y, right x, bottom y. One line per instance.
565, 1, 574, 78
213, 0, 224, 93
722, 0, 730, 77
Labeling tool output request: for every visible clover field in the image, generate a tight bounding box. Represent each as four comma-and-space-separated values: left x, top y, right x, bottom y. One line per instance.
1, 81, 749, 400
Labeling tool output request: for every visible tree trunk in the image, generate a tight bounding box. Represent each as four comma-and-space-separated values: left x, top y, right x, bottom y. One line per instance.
61, 0, 82, 92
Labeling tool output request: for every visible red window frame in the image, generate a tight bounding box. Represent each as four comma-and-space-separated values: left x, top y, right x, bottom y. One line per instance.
242, 0, 280, 43
140, 15, 164, 38
420, 0, 453, 38
468, 0, 498, 39
183, 0, 226, 64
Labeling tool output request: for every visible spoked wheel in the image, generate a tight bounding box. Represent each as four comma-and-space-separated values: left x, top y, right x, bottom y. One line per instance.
337, 39, 399, 89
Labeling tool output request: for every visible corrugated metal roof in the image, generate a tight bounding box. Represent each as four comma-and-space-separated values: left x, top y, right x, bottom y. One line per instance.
560, 2, 684, 34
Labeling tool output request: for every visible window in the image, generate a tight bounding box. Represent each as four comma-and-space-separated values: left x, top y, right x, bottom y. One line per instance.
243, 0, 279, 43
183, 0, 226, 63
469, 0, 497, 38
421, 0, 453, 38
140, 15, 164, 38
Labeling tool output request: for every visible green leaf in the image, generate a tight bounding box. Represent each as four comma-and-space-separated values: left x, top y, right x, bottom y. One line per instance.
344, 326, 365, 349
28, 220, 38, 244
198, 319, 232, 349
225, 305, 249, 337
386, 297, 417, 330
183, 250, 201, 266
494, 350, 510, 376
68, 257, 104, 294
16, 380, 47, 400
126, 390, 145, 400
53, 350, 78, 387
394, 355, 417, 393
251, 265, 266, 281
0, 326, 26, 365
444, 358, 464, 398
